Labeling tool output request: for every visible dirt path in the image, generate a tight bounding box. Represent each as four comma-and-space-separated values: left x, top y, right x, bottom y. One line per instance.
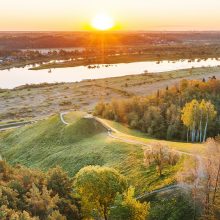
60, 112, 69, 125
0, 121, 34, 131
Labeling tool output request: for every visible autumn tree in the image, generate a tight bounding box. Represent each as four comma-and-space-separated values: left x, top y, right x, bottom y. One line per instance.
177, 139, 220, 219
25, 184, 59, 219
0, 205, 38, 220
94, 79, 220, 141
144, 143, 180, 176
181, 99, 217, 142
74, 166, 127, 220
201, 138, 220, 219
47, 167, 81, 220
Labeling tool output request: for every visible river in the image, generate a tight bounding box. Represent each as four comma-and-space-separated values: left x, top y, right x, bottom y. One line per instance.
1, 58, 220, 89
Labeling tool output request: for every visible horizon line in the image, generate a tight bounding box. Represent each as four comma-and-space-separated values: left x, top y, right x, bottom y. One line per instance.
1, 30, 220, 33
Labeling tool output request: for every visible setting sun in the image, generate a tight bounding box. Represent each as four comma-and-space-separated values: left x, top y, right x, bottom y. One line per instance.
91, 13, 114, 31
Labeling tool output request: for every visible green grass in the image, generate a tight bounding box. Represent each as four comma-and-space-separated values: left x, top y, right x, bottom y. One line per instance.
0, 113, 184, 194
101, 118, 206, 155
63, 111, 87, 123
101, 118, 152, 138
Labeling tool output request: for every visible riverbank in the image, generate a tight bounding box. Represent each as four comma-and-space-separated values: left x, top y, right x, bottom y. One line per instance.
2, 42, 220, 71
30, 54, 220, 70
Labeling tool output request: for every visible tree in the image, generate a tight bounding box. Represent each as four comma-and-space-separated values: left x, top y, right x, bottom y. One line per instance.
25, 184, 59, 219
177, 139, 220, 219
47, 167, 81, 220
148, 194, 194, 220
48, 210, 67, 220
74, 166, 127, 220
208, 138, 220, 204
181, 99, 217, 142
142, 106, 165, 138
47, 166, 73, 198
0, 205, 38, 220
109, 187, 149, 220
144, 143, 180, 177
202, 101, 217, 142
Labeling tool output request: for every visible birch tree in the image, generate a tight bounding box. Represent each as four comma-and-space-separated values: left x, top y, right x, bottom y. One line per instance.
181, 100, 217, 142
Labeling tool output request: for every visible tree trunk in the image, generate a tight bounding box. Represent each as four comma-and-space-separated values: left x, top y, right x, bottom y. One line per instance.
192, 128, 196, 142
187, 128, 189, 143
159, 167, 162, 176
196, 129, 199, 142
199, 117, 203, 143
104, 206, 108, 220
213, 161, 220, 204
203, 115, 209, 142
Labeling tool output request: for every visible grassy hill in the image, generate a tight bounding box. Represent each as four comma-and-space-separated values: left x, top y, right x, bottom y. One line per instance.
0, 112, 184, 194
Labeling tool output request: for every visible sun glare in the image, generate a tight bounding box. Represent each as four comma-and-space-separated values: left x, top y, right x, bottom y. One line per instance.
91, 13, 114, 31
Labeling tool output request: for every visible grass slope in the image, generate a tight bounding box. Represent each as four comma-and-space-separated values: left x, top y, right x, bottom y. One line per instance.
0, 112, 183, 193
101, 118, 205, 155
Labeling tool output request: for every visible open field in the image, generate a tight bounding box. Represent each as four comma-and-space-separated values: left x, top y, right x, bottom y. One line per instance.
1, 66, 220, 123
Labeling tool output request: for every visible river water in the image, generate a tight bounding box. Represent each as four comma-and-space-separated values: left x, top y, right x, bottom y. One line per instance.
1, 58, 220, 89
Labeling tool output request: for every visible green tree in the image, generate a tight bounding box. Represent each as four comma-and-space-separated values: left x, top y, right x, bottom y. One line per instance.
47, 166, 73, 197
110, 187, 149, 220
75, 166, 127, 220
149, 194, 194, 220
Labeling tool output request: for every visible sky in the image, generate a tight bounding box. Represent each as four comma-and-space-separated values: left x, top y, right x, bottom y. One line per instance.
1, 0, 220, 31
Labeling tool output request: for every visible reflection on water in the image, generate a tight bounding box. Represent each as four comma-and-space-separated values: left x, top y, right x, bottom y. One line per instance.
1, 58, 220, 89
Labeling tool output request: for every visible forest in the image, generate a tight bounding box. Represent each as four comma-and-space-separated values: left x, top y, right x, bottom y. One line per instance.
94, 78, 220, 142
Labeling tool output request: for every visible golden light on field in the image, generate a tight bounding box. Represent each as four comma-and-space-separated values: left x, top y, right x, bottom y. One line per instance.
91, 13, 114, 31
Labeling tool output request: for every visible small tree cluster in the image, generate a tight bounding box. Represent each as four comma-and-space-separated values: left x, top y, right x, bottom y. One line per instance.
181, 99, 217, 142
144, 143, 180, 176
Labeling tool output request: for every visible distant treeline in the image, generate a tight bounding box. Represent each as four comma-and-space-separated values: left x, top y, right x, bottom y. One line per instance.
1, 31, 220, 50
94, 78, 220, 141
